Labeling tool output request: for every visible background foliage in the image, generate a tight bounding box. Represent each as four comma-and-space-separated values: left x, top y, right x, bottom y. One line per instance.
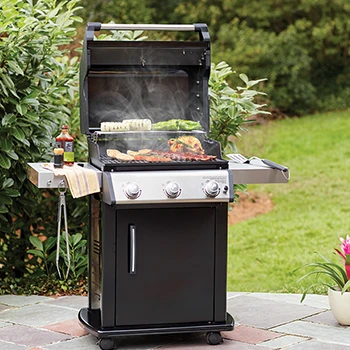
76, 0, 350, 116
0, 0, 85, 288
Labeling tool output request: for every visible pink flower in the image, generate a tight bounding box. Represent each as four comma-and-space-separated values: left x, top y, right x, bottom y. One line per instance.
340, 235, 350, 256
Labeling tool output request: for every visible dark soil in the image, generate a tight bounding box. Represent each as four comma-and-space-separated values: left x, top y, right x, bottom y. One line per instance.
228, 191, 273, 225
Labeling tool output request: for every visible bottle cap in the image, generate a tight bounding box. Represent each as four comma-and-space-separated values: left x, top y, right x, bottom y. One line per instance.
54, 148, 64, 155
62, 125, 68, 129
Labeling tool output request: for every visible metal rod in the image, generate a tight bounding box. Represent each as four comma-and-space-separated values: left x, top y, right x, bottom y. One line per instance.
129, 225, 136, 274
100, 24, 195, 31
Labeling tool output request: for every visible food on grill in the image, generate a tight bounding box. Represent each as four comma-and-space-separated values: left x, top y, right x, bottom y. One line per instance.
107, 149, 121, 158
168, 136, 205, 154
107, 149, 134, 161
101, 122, 130, 132
126, 150, 138, 156
123, 119, 152, 131
126, 150, 216, 162
137, 149, 153, 155
134, 154, 173, 162
101, 119, 151, 132
107, 138, 214, 163
152, 119, 202, 131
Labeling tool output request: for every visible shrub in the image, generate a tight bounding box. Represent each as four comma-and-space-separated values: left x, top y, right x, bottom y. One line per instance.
0, 0, 83, 280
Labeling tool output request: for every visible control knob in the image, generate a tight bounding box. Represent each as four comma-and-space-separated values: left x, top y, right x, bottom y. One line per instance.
204, 180, 220, 198
165, 181, 181, 198
125, 182, 141, 199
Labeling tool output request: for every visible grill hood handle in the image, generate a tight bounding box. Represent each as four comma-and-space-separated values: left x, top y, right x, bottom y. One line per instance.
85, 22, 209, 42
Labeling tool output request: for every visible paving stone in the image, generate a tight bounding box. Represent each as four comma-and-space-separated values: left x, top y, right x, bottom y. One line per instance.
285, 339, 350, 349
0, 320, 11, 328
261, 335, 308, 348
227, 295, 322, 329
0, 324, 71, 347
222, 325, 282, 344
158, 335, 271, 349
0, 304, 14, 312
303, 310, 342, 327
43, 296, 88, 310
43, 318, 88, 337
271, 320, 350, 346
0, 303, 78, 327
45, 334, 99, 350
250, 293, 329, 310
0, 295, 51, 307
227, 292, 249, 300
0, 341, 26, 349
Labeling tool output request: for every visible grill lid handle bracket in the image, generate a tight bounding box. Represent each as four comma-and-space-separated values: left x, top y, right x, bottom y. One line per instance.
85, 22, 210, 42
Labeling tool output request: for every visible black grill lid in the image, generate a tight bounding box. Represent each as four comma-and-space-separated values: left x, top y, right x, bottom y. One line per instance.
80, 23, 211, 135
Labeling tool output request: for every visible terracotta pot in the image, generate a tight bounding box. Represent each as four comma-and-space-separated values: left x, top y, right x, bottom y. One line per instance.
328, 287, 350, 326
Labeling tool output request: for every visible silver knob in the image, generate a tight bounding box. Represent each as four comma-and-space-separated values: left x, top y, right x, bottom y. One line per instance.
204, 180, 220, 198
165, 181, 181, 198
125, 182, 141, 199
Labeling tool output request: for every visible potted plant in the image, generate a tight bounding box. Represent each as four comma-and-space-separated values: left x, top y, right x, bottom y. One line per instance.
297, 235, 350, 325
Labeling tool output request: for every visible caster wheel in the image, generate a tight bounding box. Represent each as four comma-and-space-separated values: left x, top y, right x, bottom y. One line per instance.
206, 332, 222, 345
99, 337, 115, 350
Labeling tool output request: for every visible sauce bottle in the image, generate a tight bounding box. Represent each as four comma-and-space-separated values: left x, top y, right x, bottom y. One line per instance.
53, 148, 64, 168
56, 125, 74, 166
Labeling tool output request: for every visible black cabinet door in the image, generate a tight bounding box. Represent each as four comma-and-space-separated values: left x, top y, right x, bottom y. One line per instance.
115, 207, 216, 326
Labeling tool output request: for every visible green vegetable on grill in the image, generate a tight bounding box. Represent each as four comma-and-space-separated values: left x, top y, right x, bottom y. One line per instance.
152, 119, 202, 131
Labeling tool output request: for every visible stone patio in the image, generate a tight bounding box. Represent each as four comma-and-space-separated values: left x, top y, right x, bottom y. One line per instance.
0, 293, 349, 349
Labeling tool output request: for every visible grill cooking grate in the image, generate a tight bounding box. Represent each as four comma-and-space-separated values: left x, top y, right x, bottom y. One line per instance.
95, 155, 228, 171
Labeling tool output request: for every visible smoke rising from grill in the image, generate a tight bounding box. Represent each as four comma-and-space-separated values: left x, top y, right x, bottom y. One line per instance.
88, 70, 203, 127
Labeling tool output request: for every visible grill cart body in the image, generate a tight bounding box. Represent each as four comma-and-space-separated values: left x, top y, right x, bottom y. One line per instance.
77, 22, 236, 349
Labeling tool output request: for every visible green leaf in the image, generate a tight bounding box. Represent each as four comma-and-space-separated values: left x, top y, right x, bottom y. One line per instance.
2, 188, 20, 197
43, 236, 57, 252
29, 235, 43, 251
0, 153, 11, 169
11, 126, 25, 142
72, 233, 82, 246
2, 177, 14, 189
16, 104, 28, 116
0, 137, 12, 152
239, 73, 249, 85
0, 204, 8, 214
0, 194, 12, 205
2, 113, 16, 126
27, 249, 45, 259
6, 60, 24, 75
342, 280, 350, 293
22, 98, 39, 106
1, 74, 15, 90
4, 149, 19, 160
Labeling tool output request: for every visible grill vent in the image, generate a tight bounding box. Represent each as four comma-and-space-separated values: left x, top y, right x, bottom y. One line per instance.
93, 239, 100, 255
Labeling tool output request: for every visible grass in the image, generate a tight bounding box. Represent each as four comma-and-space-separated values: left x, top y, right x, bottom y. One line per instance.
227, 109, 350, 293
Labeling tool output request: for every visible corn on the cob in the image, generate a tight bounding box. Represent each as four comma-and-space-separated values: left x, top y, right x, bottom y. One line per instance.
101, 122, 130, 132
122, 119, 152, 131
101, 119, 152, 132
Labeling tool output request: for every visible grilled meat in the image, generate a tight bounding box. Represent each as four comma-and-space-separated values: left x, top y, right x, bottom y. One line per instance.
168, 136, 204, 154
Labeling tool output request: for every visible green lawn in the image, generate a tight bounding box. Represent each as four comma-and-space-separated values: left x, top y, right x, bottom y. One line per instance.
227, 110, 350, 293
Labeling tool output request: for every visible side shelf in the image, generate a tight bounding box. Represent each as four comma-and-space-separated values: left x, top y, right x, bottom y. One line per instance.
27, 163, 102, 189
229, 161, 289, 184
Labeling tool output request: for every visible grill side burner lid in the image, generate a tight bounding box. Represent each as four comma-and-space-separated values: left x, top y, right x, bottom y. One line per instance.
80, 23, 211, 135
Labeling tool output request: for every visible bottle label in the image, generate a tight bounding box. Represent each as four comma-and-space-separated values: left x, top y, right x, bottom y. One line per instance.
64, 141, 74, 153
56, 140, 63, 148
64, 141, 74, 162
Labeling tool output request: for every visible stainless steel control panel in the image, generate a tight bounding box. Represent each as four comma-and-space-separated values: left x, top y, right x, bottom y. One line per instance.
103, 169, 234, 205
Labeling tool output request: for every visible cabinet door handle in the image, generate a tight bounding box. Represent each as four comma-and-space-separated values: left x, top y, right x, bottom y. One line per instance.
129, 225, 136, 274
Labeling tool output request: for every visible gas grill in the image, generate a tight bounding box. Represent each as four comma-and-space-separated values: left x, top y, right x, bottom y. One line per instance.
24, 21, 290, 350
77, 22, 235, 349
